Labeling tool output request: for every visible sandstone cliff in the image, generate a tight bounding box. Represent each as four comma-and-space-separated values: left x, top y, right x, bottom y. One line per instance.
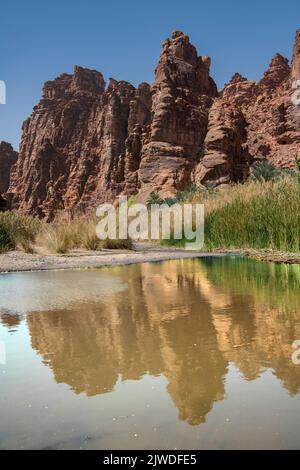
138, 31, 217, 200
8, 67, 151, 219
0, 141, 18, 210
0, 141, 18, 194
292, 29, 300, 82
3, 30, 300, 218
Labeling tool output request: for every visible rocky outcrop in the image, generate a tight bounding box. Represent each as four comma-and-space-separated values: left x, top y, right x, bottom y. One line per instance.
0, 141, 18, 211
9, 32, 217, 217
5, 29, 300, 218
242, 53, 298, 167
292, 29, 300, 82
194, 51, 295, 186
0, 141, 18, 194
9, 67, 151, 219
194, 100, 250, 186
138, 31, 217, 200
258, 54, 290, 91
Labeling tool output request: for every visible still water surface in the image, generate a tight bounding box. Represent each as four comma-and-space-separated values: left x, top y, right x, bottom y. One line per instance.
0, 257, 300, 449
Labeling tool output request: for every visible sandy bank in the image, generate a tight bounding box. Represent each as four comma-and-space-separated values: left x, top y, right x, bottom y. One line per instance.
0, 244, 236, 273
1, 244, 299, 274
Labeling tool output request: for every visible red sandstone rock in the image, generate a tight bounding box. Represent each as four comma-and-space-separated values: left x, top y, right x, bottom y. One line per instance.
138, 31, 217, 201
292, 29, 300, 82
258, 54, 290, 91
4, 29, 300, 218
0, 141, 18, 210
219, 45, 300, 168
9, 67, 151, 219
0, 141, 18, 195
194, 101, 251, 185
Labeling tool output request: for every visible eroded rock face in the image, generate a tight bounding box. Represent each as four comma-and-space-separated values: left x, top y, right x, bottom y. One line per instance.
0, 141, 18, 194
194, 100, 251, 185
292, 29, 300, 82
198, 37, 300, 185
6, 29, 300, 218
138, 31, 217, 200
221, 51, 299, 169
9, 67, 151, 219
0, 141, 18, 210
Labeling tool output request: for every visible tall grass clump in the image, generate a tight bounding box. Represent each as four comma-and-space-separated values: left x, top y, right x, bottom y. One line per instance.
37, 214, 133, 253
80, 221, 101, 250
204, 176, 300, 251
37, 220, 74, 254
250, 161, 282, 182
0, 210, 131, 254
161, 175, 300, 252
0, 222, 15, 252
71, 216, 102, 250
0, 212, 42, 252
295, 155, 300, 192
35, 214, 97, 253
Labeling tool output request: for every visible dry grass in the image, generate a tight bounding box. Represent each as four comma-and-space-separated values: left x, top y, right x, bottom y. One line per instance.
35, 214, 102, 253
37, 222, 74, 254
1, 211, 133, 254
2, 175, 299, 254
0, 212, 42, 253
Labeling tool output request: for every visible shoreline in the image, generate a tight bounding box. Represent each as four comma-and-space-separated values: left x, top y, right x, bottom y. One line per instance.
0, 246, 238, 274
1, 245, 299, 274
242, 249, 300, 265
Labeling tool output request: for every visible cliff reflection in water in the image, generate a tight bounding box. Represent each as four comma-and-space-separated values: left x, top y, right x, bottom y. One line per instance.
24, 257, 300, 426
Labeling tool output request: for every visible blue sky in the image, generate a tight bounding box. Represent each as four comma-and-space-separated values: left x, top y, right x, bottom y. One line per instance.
0, 0, 299, 149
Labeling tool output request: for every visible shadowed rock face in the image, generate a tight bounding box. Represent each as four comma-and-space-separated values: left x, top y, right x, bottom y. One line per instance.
4, 29, 300, 218
0, 141, 18, 210
194, 99, 251, 185
0, 141, 18, 194
0, 193, 6, 211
